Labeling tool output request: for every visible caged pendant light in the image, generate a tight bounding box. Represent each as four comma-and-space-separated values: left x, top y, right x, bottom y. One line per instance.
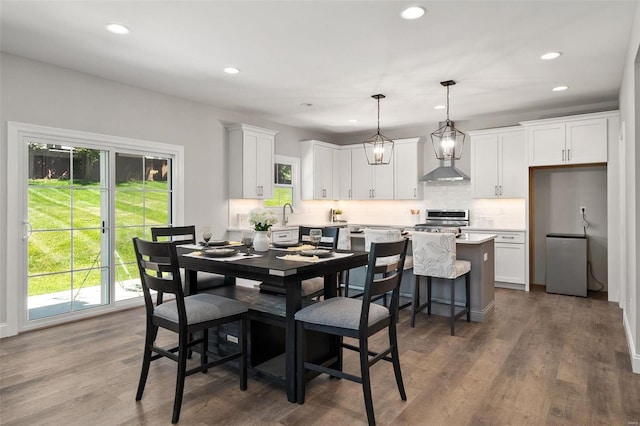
430, 80, 465, 160
362, 94, 394, 165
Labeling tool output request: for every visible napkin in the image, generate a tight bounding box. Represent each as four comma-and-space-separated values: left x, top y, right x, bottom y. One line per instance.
278, 254, 319, 262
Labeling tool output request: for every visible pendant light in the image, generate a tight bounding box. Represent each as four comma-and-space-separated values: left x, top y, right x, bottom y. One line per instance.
430, 80, 465, 160
362, 94, 394, 165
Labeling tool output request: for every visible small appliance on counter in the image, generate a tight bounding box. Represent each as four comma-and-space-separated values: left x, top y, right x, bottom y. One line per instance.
546, 233, 587, 297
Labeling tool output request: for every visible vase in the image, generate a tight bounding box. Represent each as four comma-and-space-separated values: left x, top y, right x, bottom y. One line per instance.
253, 231, 271, 252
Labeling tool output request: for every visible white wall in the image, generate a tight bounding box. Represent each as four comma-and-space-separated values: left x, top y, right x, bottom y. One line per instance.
0, 53, 331, 332
617, 2, 640, 373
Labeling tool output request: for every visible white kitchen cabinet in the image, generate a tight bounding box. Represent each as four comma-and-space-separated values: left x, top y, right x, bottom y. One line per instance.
522, 111, 617, 167
339, 147, 353, 200
469, 127, 526, 198
300, 140, 339, 200
393, 138, 423, 200
464, 230, 526, 289
351, 145, 394, 200
227, 124, 277, 199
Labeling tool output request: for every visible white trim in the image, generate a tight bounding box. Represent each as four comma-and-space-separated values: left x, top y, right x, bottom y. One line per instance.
268, 154, 300, 208
624, 309, 640, 373
5, 122, 184, 336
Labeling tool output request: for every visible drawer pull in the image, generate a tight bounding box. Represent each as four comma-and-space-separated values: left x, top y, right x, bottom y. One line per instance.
501, 236, 515, 239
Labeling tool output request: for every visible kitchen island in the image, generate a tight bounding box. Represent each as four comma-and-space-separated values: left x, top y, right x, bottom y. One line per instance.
350, 232, 496, 322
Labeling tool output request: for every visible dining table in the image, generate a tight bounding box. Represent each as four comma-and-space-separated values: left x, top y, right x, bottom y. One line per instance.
178, 244, 369, 403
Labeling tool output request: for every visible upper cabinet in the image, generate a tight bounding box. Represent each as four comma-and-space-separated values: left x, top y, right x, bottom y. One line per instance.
227, 124, 277, 199
351, 144, 394, 200
300, 140, 339, 200
393, 138, 423, 200
521, 111, 619, 167
469, 127, 526, 199
339, 147, 353, 200
301, 139, 424, 201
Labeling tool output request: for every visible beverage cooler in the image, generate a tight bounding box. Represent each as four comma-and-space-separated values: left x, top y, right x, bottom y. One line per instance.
545, 233, 587, 297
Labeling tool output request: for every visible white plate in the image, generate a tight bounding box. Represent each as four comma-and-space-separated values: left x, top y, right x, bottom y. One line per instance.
202, 248, 237, 257
299, 249, 334, 258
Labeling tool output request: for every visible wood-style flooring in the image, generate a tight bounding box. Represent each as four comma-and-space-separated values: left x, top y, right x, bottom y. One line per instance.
1, 287, 638, 425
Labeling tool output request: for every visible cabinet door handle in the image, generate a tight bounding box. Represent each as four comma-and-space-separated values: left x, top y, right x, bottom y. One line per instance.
562, 149, 565, 162
499, 185, 503, 195
495, 186, 498, 196
348, 189, 351, 198
414, 188, 417, 197
567, 149, 571, 161
372, 189, 375, 198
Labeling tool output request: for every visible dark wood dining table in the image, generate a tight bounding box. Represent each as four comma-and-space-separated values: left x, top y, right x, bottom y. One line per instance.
178, 247, 369, 403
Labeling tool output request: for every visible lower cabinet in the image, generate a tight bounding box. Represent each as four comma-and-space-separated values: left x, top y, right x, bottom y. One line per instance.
465, 230, 526, 290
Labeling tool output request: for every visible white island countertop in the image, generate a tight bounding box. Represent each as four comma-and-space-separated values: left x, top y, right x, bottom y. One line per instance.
350, 232, 496, 245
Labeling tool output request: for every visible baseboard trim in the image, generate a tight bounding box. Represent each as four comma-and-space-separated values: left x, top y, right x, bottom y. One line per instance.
623, 309, 640, 374
0, 322, 17, 338
495, 282, 525, 291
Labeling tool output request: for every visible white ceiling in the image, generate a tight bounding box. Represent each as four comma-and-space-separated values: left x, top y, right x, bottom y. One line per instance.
1, 1, 637, 136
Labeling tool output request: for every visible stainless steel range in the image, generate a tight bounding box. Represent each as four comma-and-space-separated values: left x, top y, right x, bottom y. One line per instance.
414, 209, 469, 234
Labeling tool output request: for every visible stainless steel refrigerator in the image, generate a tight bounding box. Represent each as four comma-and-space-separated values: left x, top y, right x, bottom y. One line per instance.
546, 233, 587, 297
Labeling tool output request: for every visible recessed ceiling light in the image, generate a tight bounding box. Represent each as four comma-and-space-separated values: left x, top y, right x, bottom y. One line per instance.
224, 67, 240, 75
541, 51, 562, 60
552, 85, 569, 92
434, 105, 446, 110
348, 119, 358, 123
105, 23, 129, 35
400, 6, 425, 20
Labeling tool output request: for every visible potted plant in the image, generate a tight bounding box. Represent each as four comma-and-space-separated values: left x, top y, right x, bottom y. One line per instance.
334, 209, 343, 221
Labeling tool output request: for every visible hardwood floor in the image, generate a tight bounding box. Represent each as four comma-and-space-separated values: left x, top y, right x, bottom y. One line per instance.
1, 288, 638, 425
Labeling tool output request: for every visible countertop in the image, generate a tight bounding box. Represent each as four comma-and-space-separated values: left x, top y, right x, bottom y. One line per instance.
350, 232, 496, 245
463, 226, 525, 233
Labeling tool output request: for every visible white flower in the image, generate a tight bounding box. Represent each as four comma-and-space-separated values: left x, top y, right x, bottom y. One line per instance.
248, 208, 278, 231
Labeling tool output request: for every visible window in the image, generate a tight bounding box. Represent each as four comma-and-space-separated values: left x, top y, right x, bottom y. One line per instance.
263, 156, 299, 208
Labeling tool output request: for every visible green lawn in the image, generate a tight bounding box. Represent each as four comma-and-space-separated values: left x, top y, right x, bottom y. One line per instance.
28, 179, 169, 296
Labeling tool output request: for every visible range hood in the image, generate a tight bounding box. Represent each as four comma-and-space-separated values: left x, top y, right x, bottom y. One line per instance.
419, 159, 469, 182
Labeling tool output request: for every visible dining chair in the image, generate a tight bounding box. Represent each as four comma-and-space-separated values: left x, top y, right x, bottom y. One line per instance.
410, 232, 471, 335
151, 225, 226, 292
347, 228, 412, 302
295, 239, 409, 426
133, 238, 248, 424
259, 226, 340, 299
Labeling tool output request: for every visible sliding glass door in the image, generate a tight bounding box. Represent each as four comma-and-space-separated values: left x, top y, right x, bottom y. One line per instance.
23, 139, 173, 323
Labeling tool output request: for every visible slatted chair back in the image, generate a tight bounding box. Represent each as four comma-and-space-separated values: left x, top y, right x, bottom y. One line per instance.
133, 238, 188, 325
360, 239, 408, 331
151, 225, 197, 244
298, 226, 340, 249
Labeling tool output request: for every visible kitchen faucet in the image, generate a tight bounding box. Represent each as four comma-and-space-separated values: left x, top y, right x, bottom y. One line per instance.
282, 203, 293, 226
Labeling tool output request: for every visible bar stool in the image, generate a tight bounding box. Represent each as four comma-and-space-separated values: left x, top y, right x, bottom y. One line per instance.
410, 232, 471, 335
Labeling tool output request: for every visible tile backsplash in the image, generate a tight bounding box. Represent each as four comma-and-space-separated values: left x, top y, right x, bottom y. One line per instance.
229, 181, 526, 230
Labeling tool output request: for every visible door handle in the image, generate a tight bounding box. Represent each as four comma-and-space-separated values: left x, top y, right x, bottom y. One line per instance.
567, 149, 571, 161
24, 221, 33, 240
499, 185, 503, 196
562, 149, 565, 162
348, 189, 351, 198
414, 188, 417, 197
495, 186, 498, 196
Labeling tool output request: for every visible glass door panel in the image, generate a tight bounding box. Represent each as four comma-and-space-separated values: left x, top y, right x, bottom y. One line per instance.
114, 154, 172, 301
27, 143, 109, 321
